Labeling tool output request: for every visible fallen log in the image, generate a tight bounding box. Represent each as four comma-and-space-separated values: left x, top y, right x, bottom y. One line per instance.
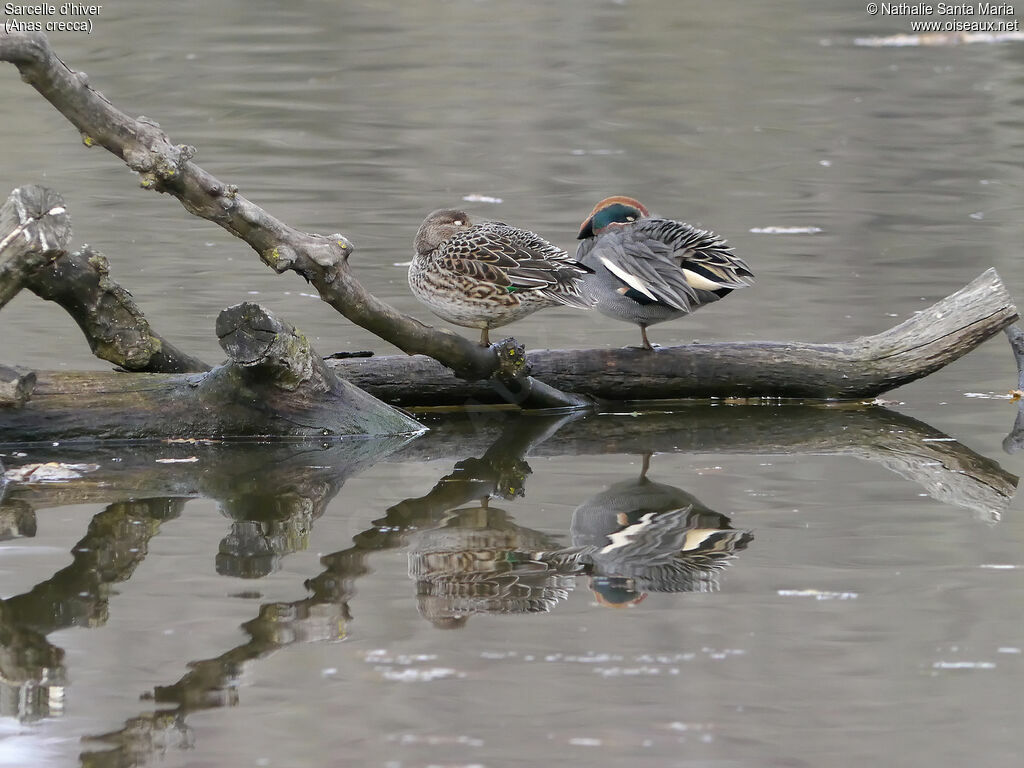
1, 269, 1016, 437
0, 303, 421, 441
330, 268, 1017, 404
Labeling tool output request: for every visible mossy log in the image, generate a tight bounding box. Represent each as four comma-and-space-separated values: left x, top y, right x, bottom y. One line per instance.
1, 185, 208, 374
25, 244, 210, 373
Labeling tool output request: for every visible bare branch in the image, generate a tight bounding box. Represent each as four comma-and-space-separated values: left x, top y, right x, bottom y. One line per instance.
25, 244, 211, 373
0, 31, 518, 387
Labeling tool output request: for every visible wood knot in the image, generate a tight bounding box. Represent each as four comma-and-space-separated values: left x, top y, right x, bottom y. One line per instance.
492, 337, 528, 380
261, 245, 297, 273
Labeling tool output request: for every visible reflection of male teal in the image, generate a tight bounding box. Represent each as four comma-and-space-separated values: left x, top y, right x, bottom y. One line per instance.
567, 455, 752, 606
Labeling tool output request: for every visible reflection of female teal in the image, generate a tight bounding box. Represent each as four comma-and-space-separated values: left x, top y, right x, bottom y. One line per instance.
559, 455, 753, 606
408, 506, 574, 629
398, 414, 585, 628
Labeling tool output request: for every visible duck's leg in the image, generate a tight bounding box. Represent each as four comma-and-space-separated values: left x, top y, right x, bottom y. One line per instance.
640, 324, 654, 351
480, 327, 491, 346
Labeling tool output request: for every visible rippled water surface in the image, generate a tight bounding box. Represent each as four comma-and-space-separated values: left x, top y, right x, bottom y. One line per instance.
3, 1, 1024, 766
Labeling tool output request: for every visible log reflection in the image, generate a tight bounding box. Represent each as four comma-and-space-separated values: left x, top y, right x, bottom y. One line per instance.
0, 405, 1015, 766
0, 438, 408, 763
408, 405, 1018, 522
312, 414, 576, 630
1, 497, 183, 722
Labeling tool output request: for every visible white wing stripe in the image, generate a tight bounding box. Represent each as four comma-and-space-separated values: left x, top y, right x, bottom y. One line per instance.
600, 256, 659, 301
681, 268, 730, 291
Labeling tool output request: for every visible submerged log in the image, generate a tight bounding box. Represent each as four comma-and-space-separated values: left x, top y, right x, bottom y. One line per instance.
0, 303, 421, 441
331, 268, 1017, 404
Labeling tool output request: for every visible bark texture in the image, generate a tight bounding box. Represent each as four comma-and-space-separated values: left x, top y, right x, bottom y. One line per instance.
329, 268, 1018, 404
0, 302, 422, 441
0, 184, 70, 308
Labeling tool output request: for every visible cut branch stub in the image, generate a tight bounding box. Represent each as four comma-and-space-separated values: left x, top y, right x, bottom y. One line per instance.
217, 301, 320, 390
0, 184, 71, 309
0, 303, 422, 441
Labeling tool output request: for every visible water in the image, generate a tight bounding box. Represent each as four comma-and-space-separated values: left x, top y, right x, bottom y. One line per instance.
3, 0, 1024, 765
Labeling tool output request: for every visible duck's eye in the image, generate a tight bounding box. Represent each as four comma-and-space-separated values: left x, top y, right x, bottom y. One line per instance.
626, 215, 635, 222
452, 220, 464, 226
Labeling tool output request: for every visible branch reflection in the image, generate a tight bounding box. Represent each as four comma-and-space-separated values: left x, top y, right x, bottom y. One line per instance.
0, 404, 1015, 767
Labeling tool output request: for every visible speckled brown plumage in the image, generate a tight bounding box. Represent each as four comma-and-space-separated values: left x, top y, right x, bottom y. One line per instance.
409, 208, 593, 345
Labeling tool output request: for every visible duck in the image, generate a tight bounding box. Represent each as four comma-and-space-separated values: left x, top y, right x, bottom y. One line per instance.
576, 196, 754, 350
410, 208, 594, 346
